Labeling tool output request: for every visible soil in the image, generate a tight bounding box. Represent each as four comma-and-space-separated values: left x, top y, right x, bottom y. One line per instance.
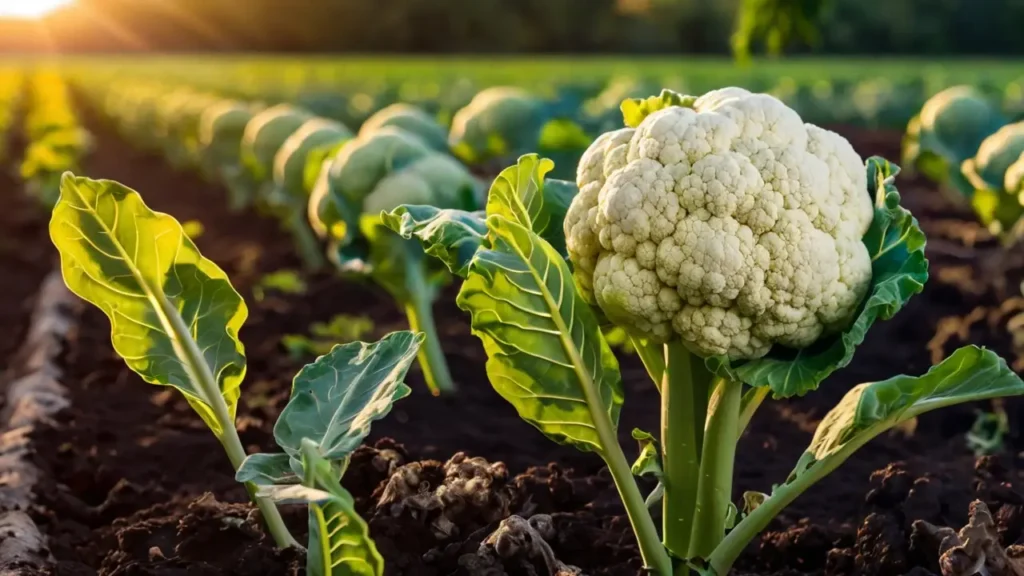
15, 110, 1024, 576
0, 124, 56, 379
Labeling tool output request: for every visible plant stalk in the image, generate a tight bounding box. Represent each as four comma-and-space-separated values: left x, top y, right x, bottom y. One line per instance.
221, 429, 301, 549
287, 203, 326, 272
707, 429, 876, 575
602, 444, 674, 576
687, 377, 741, 559
738, 386, 770, 436
661, 342, 713, 559
159, 298, 299, 549
404, 293, 456, 396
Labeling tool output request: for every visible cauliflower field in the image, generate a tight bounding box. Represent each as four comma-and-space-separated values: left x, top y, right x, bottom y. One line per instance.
3, 57, 1024, 576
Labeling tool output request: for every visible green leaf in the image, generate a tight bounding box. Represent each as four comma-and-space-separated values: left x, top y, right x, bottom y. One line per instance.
485, 154, 576, 255
359, 216, 445, 305
486, 154, 554, 233
706, 157, 928, 397
971, 187, 1024, 236
630, 429, 662, 478
457, 215, 622, 453
273, 331, 422, 469
236, 453, 297, 485
381, 205, 487, 279
797, 346, 1024, 473
259, 444, 383, 576
620, 89, 696, 129
49, 175, 247, 435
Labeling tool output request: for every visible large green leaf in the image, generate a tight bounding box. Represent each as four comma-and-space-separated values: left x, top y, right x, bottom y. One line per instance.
457, 215, 622, 453
49, 175, 247, 434
801, 346, 1024, 468
273, 331, 421, 469
706, 157, 928, 397
710, 346, 1024, 576
485, 154, 575, 255
358, 217, 447, 305
260, 442, 383, 576
380, 205, 487, 279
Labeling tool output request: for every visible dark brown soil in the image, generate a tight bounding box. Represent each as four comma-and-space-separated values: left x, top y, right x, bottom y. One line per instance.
0, 126, 55, 379
20, 114, 1024, 576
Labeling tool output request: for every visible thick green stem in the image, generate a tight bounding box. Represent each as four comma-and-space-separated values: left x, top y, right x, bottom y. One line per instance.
404, 295, 456, 395
629, 335, 665, 391
707, 430, 877, 575
738, 386, 769, 436
661, 342, 714, 559
287, 205, 326, 272
602, 444, 674, 576
159, 293, 298, 549
687, 378, 742, 559
221, 429, 301, 549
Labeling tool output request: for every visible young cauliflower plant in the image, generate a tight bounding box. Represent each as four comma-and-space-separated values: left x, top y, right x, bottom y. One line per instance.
963, 121, 1024, 240
903, 85, 1007, 203
197, 99, 261, 211
449, 86, 592, 180
269, 117, 353, 270
49, 174, 425, 576
384, 89, 1024, 575
308, 126, 481, 395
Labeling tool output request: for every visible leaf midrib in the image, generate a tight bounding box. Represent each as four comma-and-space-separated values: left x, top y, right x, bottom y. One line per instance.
500, 220, 613, 453
66, 182, 221, 410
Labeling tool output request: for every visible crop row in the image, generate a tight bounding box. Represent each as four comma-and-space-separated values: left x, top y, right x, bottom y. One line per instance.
6, 64, 1024, 575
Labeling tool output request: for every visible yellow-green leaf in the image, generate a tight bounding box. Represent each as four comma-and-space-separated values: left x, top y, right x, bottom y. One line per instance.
49, 174, 247, 435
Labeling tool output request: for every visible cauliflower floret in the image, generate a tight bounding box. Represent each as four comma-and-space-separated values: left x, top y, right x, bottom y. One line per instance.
565, 89, 874, 360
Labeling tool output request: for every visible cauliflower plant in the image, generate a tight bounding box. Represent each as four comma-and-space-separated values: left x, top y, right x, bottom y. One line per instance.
903, 86, 1006, 198
240, 104, 314, 183
565, 87, 874, 360
308, 125, 480, 395
199, 100, 256, 170
962, 121, 1024, 236
360, 103, 448, 152
448, 86, 545, 164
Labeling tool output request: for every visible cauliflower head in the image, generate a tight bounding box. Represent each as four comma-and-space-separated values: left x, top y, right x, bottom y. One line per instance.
360, 103, 448, 152
564, 87, 874, 360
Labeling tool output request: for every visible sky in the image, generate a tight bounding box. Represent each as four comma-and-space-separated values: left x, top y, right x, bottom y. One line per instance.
0, 0, 76, 19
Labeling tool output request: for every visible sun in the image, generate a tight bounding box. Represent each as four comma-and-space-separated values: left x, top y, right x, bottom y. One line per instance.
0, 0, 74, 19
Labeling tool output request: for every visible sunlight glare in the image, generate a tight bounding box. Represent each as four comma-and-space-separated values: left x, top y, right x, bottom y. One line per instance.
0, 0, 74, 19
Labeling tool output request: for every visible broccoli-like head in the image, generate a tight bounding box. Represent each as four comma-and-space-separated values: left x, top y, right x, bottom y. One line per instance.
241, 104, 314, 181
448, 86, 545, 164
360, 103, 448, 152
564, 87, 874, 360
273, 117, 352, 199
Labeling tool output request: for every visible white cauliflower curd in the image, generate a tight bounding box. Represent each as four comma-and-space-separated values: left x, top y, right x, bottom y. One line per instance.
564, 87, 874, 360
